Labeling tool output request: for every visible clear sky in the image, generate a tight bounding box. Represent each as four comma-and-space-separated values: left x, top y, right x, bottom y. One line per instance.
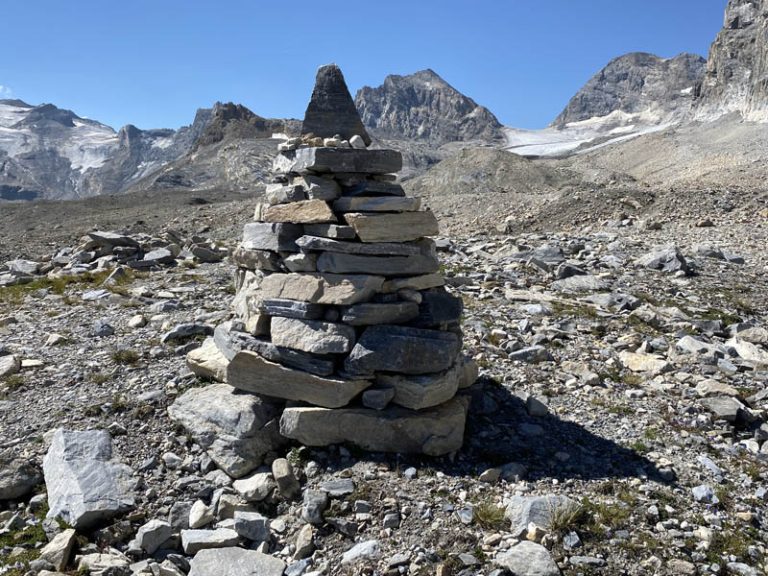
1, 0, 727, 130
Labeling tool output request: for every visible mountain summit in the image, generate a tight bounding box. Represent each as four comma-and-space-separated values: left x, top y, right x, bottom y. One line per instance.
354, 69, 503, 145
552, 52, 706, 127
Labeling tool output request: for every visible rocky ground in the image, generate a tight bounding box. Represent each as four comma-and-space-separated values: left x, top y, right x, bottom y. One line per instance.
1, 202, 767, 575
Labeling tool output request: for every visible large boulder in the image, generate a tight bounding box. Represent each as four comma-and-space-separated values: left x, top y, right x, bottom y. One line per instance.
0, 457, 42, 500
43, 429, 136, 529
167, 383, 285, 478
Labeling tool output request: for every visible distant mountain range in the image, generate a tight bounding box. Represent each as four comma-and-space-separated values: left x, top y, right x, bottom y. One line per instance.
1, 0, 765, 201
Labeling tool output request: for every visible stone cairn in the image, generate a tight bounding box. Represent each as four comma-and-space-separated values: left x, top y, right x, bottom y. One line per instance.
199, 64, 477, 458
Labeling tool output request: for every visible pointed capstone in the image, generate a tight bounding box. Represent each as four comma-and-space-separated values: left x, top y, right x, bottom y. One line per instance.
302, 64, 371, 145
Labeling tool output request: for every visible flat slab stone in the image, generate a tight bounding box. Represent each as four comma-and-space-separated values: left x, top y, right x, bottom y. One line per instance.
260, 273, 384, 305
43, 429, 136, 529
341, 302, 419, 326
181, 528, 240, 555
296, 235, 423, 256
189, 547, 286, 576
280, 396, 469, 456
260, 298, 325, 320
382, 273, 445, 293
262, 199, 336, 224
167, 383, 284, 478
316, 251, 440, 276
342, 180, 405, 197
271, 317, 356, 354
228, 351, 370, 409
344, 325, 461, 376
333, 197, 421, 213
215, 327, 335, 376
344, 211, 439, 242
242, 222, 302, 252
303, 223, 356, 239
285, 147, 402, 175
88, 231, 139, 248
294, 175, 342, 201
301, 64, 371, 145
493, 541, 561, 576
377, 361, 462, 410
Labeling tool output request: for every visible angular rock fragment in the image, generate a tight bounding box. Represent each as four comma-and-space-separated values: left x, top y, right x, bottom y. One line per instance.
270, 317, 356, 354
341, 302, 420, 326
228, 351, 370, 408
0, 457, 42, 500
181, 528, 240, 554
167, 384, 284, 478
345, 325, 461, 376
377, 361, 462, 410
333, 196, 421, 213
260, 273, 384, 305
242, 222, 302, 252
286, 147, 401, 174
296, 235, 424, 256
43, 429, 136, 529
186, 337, 228, 382
188, 547, 286, 576
316, 251, 440, 276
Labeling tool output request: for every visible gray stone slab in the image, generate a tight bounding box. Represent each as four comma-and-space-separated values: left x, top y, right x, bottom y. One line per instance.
43, 430, 136, 529
271, 317, 355, 354
228, 351, 370, 409
410, 291, 464, 328
189, 547, 285, 576
317, 251, 440, 276
242, 222, 302, 252
344, 211, 439, 242
303, 223, 357, 239
344, 325, 461, 376
280, 396, 469, 456
333, 197, 421, 213
342, 180, 405, 197
260, 273, 384, 305
294, 175, 341, 201
341, 302, 419, 326
285, 147, 402, 175
261, 298, 325, 320
231, 247, 284, 271
296, 235, 423, 256
265, 183, 305, 205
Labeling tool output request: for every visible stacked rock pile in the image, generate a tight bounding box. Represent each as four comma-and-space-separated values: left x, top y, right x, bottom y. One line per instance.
191, 64, 477, 458
0, 229, 226, 287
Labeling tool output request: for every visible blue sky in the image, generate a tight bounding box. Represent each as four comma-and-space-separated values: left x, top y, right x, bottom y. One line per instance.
2, 0, 726, 130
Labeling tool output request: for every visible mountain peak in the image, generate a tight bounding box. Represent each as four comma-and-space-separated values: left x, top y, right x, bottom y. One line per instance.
355, 69, 503, 145
552, 52, 706, 127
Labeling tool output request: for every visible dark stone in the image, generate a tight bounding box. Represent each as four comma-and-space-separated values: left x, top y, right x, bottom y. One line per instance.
341, 302, 420, 326
342, 180, 405, 197
296, 235, 423, 256
301, 64, 371, 145
260, 298, 326, 320
409, 291, 463, 328
214, 322, 335, 376
344, 325, 461, 376
316, 252, 439, 276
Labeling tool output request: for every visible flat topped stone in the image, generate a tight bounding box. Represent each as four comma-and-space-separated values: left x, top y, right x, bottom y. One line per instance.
301, 64, 371, 145
260, 273, 384, 305
344, 211, 439, 242
280, 396, 469, 456
296, 235, 424, 256
228, 351, 371, 409
43, 429, 136, 529
285, 147, 402, 175
262, 199, 336, 224
333, 196, 421, 213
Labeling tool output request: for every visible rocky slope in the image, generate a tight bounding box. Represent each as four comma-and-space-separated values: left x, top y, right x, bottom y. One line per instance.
695, 0, 768, 121
552, 53, 706, 127
355, 69, 504, 146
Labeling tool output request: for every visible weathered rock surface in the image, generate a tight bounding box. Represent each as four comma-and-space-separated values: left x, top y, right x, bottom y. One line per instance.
188, 547, 286, 576
270, 317, 356, 354
494, 541, 562, 576
280, 396, 469, 455
260, 273, 384, 305
43, 429, 136, 529
344, 211, 440, 243
228, 351, 370, 408
167, 383, 284, 478
0, 457, 42, 500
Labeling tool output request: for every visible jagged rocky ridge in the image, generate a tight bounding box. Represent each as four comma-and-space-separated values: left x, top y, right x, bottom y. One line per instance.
695, 0, 768, 121
552, 52, 706, 127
